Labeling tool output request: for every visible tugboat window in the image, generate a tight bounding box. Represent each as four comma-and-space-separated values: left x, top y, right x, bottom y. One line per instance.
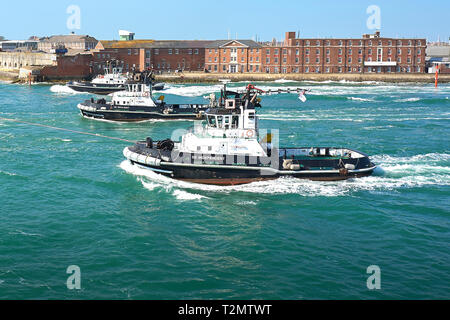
232, 116, 239, 129
224, 116, 230, 129
217, 116, 223, 128
207, 116, 217, 128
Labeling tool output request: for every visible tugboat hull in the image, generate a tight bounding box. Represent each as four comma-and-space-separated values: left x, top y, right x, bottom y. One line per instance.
67, 82, 126, 95
78, 101, 207, 122
124, 145, 377, 186
132, 162, 375, 185
68, 81, 165, 95
152, 83, 165, 91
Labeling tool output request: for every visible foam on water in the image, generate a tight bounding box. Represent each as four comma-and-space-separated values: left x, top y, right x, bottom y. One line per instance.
50, 85, 80, 95
161, 84, 224, 97
121, 162, 208, 201
160, 82, 450, 98
394, 97, 422, 102
0, 170, 17, 177
274, 79, 296, 83
172, 190, 207, 201
119, 153, 450, 198
347, 97, 375, 102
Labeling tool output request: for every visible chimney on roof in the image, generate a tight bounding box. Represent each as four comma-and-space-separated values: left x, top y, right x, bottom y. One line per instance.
285, 31, 296, 46
286, 31, 296, 41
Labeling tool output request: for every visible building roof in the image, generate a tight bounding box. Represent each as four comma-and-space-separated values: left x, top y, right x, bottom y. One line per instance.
150, 40, 214, 49
65, 48, 94, 56
205, 40, 262, 48
40, 35, 98, 43
426, 46, 450, 58
1, 40, 38, 44
98, 40, 155, 49
99, 40, 214, 49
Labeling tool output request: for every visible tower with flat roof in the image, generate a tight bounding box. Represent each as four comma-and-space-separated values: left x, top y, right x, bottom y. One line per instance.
119, 30, 135, 41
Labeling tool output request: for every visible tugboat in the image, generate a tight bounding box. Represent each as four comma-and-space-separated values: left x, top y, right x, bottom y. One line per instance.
123, 83, 377, 185
67, 65, 129, 95
77, 70, 207, 122
67, 62, 165, 95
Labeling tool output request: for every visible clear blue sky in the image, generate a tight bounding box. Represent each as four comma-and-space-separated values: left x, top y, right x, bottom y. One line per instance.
1, 0, 449, 41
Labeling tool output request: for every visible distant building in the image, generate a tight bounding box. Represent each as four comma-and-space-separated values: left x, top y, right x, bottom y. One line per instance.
94, 39, 213, 73
0, 51, 56, 70
426, 43, 450, 73
204, 31, 426, 74
37, 34, 98, 53
148, 40, 212, 72
28, 30, 432, 78
205, 40, 262, 73
264, 31, 426, 74
0, 40, 38, 52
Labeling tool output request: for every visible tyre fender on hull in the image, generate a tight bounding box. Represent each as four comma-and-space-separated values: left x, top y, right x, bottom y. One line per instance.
123, 147, 162, 167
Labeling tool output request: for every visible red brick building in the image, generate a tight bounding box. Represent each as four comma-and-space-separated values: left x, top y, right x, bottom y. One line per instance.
41, 31, 428, 78
261, 31, 426, 74
149, 41, 212, 72
205, 40, 263, 73
94, 40, 212, 73
40, 53, 93, 80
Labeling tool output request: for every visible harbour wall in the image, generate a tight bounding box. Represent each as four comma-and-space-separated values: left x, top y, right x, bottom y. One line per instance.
2, 69, 449, 84
155, 72, 450, 84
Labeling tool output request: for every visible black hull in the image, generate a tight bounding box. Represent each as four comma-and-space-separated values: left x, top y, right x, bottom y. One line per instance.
68, 81, 165, 95
131, 161, 375, 185
80, 110, 204, 121
78, 101, 208, 122
125, 145, 377, 185
67, 82, 126, 95
152, 83, 165, 91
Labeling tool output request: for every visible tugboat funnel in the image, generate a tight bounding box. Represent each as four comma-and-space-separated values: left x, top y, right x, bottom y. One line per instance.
261, 134, 273, 144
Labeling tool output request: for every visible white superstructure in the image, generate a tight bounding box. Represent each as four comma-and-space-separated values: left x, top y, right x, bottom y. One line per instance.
91, 67, 128, 85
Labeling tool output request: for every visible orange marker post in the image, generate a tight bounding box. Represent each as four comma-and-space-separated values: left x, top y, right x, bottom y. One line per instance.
435, 64, 440, 88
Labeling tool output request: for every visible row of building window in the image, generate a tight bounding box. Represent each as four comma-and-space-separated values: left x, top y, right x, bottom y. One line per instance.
265, 47, 422, 56
263, 66, 421, 73
121, 48, 202, 56
208, 56, 260, 63
208, 48, 261, 54
98, 47, 422, 60
207, 65, 261, 72
296, 39, 421, 47
264, 56, 421, 64
167, 48, 199, 55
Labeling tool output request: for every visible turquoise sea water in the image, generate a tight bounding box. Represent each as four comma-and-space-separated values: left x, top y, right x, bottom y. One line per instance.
0, 80, 448, 299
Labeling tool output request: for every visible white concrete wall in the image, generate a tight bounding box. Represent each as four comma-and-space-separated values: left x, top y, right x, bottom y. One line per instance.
0, 52, 56, 70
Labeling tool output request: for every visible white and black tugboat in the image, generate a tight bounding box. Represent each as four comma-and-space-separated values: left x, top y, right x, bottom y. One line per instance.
77, 71, 207, 122
123, 83, 377, 185
67, 62, 165, 95
67, 65, 130, 95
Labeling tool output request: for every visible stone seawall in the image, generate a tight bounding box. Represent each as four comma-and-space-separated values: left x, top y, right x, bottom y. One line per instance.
0, 69, 19, 82
155, 72, 450, 84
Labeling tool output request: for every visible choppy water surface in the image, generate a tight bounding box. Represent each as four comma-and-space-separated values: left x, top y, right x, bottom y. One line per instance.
0, 81, 449, 299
